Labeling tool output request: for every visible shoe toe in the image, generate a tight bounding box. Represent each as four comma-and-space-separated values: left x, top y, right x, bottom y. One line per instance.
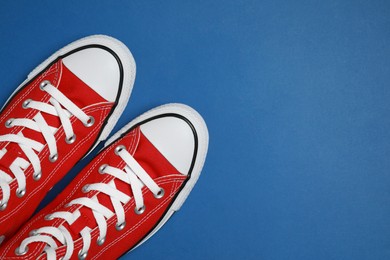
62, 47, 120, 102
140, 116, 195, 175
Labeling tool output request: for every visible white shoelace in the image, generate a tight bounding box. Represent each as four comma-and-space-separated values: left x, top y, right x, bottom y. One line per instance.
16, 146, 164, 260
0, 81, 94, 211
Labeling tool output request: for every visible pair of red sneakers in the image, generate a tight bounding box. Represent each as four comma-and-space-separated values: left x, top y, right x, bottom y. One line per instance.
0, 35, 208, 259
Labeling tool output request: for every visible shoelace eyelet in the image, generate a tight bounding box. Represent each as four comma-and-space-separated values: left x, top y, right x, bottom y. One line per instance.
83, 116, 95, 127
33, 171, 42, 181
98, 164, 108, 174
65, 135, 76, 144
15, 246, 29, 256
39, 80, 51, 90
134, 205, 146, 215
22, 99, 32, 109
44, 214, 54, 221
114, 145, 126, 155
82, 185, 90, 193
5, 118, 14, 128
16, 188, 26, 198
154, 188, 165, 199
97, 236, 105, 246
78, 250, 88, 260
115, 221, 126, 231
49, 153, 58, 163
0, 201, 7, 211
29, 229, 38, 236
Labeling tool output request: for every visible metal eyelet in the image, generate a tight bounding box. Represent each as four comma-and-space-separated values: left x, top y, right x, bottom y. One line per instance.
98, 164, 108, 174
97, 236, 105, 246
114, 145, 126, 155
49, 153, 58, 163
65, 135, 76, 144
134, 205, 146, 215
78, 250, 88, 260
0, 201, 7, 211
83, 116, 95, 127
22, 99, 32, 109
115, 221, 126, 231
82, 185, 90, 193
154, 188, 165, 199
15, 246, 29, 256
16, 188, 26, 198
39, 80, 51, 90
44, 214, 54, 221
33, 171, 42, 181
29, 229, 38, 236
5, 118, 14, 128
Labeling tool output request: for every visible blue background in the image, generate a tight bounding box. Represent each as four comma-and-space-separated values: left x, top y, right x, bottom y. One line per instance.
0, 0, 390, 259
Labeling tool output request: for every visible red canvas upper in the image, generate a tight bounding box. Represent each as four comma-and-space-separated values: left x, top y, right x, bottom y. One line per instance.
0, 60, 115, 241
0, 126, 188, 259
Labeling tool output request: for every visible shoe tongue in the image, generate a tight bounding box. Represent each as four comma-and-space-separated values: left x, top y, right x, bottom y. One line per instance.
105, 127, 181, 200
64, 127, 181, 239
20, 60, 108, 151
0, 60, 109, 181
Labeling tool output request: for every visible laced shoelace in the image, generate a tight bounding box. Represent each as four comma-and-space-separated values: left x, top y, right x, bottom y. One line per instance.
16, 145, 165, 260
0, 80, 94, 211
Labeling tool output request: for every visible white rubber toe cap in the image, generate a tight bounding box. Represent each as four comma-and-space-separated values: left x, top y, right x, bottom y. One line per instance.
140, 116, 195, 175
63, 47, 120, 102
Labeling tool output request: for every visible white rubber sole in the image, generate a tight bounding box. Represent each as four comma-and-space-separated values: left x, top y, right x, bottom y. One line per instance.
1, 35, 136, 153
104, 103, 209, 252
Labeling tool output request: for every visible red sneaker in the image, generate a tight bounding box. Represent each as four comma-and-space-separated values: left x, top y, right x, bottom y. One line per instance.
0, 104, 208, 259
0, 35, 136, 244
